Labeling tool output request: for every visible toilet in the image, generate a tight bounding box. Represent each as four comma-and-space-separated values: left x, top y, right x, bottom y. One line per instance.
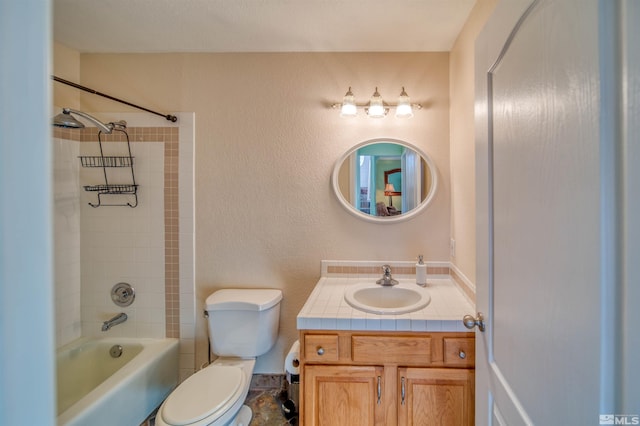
155, 288, 283, 426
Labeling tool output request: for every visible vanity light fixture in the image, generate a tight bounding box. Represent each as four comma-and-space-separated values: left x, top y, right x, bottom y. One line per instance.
332, 86, 422, 118
395, 87, 414, 118
339, 87, 358, 117
366, 87, 387, 118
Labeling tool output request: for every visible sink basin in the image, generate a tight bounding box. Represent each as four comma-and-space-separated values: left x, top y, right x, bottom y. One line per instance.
344, 282, 431, 315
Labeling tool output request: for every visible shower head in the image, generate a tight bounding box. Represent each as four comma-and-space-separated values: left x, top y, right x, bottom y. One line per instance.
52, 110, 84, 128
52, 108, 113, 134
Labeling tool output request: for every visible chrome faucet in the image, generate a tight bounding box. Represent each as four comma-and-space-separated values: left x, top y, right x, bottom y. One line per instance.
376, 264, 399, 286
102, 313, 127, 331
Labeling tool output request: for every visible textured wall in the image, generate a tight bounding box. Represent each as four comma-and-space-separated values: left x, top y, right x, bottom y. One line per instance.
53, 42, 81, 109
76, 52, 451, 372
449, 0, 499, 285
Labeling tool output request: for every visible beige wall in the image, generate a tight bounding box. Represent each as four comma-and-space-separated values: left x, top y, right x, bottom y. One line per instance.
69, 52, 450, 372
449, 0, 498, 285
53, 3, 503, 370
53, 42, 81, 109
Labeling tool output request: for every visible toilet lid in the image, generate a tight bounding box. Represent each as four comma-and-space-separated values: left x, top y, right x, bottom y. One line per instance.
162, 366, 243, 426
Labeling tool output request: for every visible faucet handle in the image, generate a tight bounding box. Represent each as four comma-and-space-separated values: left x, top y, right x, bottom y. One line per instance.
376, 264, 399, 286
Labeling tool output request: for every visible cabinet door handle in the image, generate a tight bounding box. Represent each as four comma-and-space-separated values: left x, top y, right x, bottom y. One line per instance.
401, 376, 406, 405
377, 376, 382, 405
316, 347, 324, 356
459, 350, 466, 359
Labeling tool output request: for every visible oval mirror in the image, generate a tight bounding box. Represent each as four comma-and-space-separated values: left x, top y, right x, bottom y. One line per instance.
331, 138, 438, 223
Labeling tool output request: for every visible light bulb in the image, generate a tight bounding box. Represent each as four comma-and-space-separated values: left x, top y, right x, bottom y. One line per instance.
367, 87, 386, 118
340, 87, 357, 117
395, 87, 413, 118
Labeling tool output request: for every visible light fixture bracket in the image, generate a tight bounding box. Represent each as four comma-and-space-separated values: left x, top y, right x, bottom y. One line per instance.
364, 105, 390, 117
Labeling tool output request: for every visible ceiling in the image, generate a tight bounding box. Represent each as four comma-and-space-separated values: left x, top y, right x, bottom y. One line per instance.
53, 0, 476, 53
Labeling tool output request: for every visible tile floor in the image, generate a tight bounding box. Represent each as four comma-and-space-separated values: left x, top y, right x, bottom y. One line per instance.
245, 388, 297, 425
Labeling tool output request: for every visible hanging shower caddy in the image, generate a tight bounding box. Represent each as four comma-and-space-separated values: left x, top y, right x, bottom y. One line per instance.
79, 123, 138, 207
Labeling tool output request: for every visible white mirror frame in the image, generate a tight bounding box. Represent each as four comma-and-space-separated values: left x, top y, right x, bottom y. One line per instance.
331, 138, 438, 224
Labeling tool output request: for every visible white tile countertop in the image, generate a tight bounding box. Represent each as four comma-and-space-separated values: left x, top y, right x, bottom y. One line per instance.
297, 261, 476, 332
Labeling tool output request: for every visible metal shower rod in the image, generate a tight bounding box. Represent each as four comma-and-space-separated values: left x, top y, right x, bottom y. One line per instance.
52, 75, 178, 123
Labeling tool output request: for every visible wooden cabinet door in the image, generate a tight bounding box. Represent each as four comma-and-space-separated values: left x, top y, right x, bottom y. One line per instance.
397, 367, 474, 426
304, 365, 385, 426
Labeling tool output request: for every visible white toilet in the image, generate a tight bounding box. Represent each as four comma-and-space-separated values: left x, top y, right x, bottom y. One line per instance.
155, 288, 283, 426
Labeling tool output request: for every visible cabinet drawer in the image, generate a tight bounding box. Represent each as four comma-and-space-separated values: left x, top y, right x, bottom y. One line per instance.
304, 334, 339, 362
443, 337, 475, 367
352, 335, 431, 364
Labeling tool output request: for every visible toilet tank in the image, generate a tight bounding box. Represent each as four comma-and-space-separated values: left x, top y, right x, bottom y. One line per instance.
205, 289, 282, 358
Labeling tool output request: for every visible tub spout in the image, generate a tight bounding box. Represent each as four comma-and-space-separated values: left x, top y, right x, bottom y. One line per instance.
102, 313, 127, 331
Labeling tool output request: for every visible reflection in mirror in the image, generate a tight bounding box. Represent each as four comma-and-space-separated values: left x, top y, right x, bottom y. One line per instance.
333, 139, 437, 223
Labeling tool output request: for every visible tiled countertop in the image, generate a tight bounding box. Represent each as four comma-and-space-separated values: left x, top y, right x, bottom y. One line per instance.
297, 273, 475, 333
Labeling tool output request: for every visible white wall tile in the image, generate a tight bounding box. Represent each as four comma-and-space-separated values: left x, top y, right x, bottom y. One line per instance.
54, 138, 82, 348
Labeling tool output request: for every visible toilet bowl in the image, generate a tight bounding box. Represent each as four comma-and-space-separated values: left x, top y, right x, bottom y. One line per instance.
155, 289, 282, 426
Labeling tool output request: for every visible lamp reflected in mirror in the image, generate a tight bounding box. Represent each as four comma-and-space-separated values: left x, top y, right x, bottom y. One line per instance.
384, 183, 396, 206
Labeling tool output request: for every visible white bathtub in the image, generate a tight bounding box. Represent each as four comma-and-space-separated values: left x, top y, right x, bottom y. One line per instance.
56, 337, 179, 426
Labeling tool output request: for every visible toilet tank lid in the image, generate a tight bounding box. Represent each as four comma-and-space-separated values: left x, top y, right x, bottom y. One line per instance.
206, 289, 283, 311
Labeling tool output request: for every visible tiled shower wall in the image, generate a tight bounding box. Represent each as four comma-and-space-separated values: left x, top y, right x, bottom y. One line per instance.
53, 113, 195, 380
77, 128, 168, 339
53, 135, 82, 345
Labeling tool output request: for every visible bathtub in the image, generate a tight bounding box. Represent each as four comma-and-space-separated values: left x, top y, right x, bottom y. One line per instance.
56, 337, 179, 426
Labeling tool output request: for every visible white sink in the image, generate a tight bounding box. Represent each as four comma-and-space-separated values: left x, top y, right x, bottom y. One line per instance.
344, 282, 431, 315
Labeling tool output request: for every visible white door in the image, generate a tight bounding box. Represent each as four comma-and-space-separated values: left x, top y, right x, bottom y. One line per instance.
401, 148, 420, 212
474, 0, 638, 424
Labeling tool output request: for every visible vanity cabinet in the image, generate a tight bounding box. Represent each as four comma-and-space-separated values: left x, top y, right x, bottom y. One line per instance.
300, 330, 475, 426
304, 365, 386, 425
397, 367, 474, 426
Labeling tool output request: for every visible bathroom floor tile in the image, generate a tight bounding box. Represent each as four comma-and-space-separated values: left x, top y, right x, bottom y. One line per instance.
245, 389, 297, 425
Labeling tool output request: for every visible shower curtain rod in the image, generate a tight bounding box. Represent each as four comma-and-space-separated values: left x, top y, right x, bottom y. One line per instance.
52, 76, 178, 123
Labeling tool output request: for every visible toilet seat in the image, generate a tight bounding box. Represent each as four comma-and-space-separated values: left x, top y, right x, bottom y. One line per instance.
160, 366, 245, 426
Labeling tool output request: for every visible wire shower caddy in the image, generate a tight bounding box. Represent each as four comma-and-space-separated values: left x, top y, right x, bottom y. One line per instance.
79, 126, 138, 207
